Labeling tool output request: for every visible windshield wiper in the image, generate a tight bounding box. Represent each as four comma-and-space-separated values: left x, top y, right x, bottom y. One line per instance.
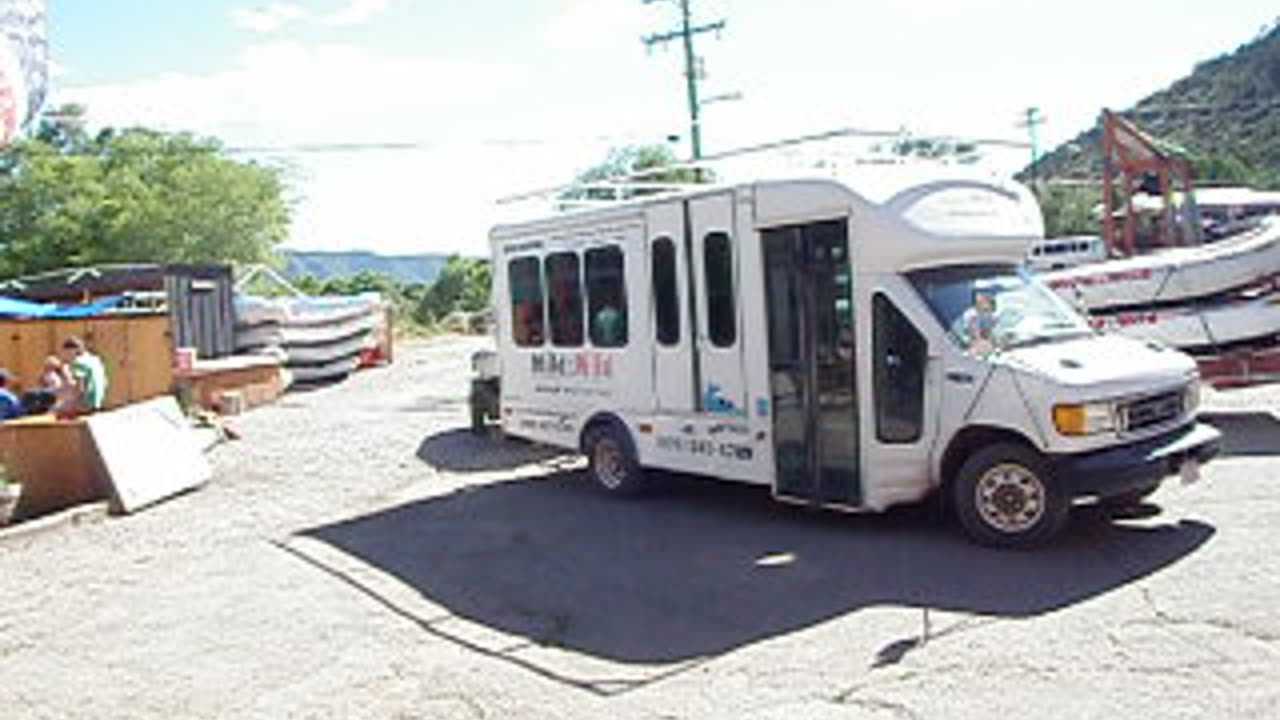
1004, 330, 1092, 350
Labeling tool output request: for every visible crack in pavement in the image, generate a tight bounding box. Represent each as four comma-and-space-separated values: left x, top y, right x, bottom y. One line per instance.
833, 695, 922, 720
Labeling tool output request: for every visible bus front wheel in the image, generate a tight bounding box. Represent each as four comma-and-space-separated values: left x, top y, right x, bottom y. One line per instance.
953, 443, 1069, 549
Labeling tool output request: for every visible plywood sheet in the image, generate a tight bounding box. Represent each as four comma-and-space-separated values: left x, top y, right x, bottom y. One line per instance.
91, 317, 131, 409
84, 396, 212, 514
129, 315, 175, 403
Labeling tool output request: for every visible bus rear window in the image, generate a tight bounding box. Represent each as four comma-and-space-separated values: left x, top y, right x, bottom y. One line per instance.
586, 246, 627, 347
509, 257, 545, 347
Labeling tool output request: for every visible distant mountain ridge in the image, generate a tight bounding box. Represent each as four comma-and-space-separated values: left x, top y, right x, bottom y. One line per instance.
1033, 23, 1280, 185
281, 250, 455, 286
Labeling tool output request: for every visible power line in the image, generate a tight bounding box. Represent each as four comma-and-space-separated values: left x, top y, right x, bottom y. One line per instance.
498, 125, 1032, 204
642, 0, 726, 161
5, 132, 650, 158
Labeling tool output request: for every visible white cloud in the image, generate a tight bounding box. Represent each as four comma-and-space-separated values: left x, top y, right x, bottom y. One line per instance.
53, 41, 551, 253
317, 0, 390, 28
539, 0, 655, 52
230, 4, 311, 33
55, 0, 1277, 256
61, 41, 527, 142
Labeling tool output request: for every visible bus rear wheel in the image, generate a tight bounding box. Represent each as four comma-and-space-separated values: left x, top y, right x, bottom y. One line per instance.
953, 442, 1068, 549
584, 424, 648, 496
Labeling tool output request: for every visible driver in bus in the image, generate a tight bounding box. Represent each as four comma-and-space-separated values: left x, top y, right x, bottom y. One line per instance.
957, 288, 1000, 358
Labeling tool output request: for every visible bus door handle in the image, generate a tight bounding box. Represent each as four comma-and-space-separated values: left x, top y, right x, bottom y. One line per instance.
945, 371, 975, 385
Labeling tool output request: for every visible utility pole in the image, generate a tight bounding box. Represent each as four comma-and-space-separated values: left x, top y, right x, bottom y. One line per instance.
1017, 106, 1046, 189
643, 0, 726, 160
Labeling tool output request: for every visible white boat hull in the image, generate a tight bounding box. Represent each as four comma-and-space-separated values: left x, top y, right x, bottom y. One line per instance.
234, 311, 378, 350
233, 293, 386, 384
1089, 287, 1280, 350
235, 293, 382, 326
289, 355, 361, 384
1043, 218, 1280, 311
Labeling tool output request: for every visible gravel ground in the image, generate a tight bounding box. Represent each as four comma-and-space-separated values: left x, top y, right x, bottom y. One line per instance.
1, 337, 1279, 719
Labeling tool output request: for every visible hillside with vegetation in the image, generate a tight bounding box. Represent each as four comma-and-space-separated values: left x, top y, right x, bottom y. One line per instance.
1033, 22, 1280, 189
282, 250, 452, 286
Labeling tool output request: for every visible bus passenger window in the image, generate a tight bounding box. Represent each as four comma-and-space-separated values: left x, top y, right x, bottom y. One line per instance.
652, 237, 680, 346
705, 232, 736, 347
586, 246, 628, 347
873, 294, 926, 443
509, 257, 545, 347
545, 252, 584, 347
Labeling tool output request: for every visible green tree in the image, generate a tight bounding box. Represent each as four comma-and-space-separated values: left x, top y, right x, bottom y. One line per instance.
890, 137, 982, 163
1189, 150, 1265, 186
560, 144, 709, 204
415, 255, 490, 324
0, 121, 292, 277
1038, 184, 1099, 237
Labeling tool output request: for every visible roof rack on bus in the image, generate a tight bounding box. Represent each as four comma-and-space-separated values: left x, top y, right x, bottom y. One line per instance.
497, 126, 1032, 208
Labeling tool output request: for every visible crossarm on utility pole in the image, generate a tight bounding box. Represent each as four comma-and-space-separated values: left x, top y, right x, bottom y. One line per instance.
642, 0, 727, 161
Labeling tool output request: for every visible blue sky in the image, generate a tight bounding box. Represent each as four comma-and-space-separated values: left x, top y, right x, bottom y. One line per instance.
48, 0, 1280, 255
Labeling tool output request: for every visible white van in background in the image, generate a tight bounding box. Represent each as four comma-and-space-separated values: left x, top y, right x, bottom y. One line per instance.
471, 171, 1220, 548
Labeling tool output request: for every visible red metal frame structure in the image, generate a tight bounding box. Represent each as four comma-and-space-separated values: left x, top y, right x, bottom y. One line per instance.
1100, 109, 1199, 256
1096, 110, 1280, 387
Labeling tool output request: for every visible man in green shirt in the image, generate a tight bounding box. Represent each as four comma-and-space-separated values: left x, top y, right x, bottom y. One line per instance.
59, 336, 108, 414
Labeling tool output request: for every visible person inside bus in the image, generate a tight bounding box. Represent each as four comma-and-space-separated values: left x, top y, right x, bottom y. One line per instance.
957, 288, 1000, 358
593, 302, 625, 347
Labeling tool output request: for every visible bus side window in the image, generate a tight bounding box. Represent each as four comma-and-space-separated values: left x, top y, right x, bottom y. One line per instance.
705, 232, 736, 347
545, 251, 584, 347
586, 246, 628, 348
873, 293, 926, 443
652, 237, 680, 346
509, 256, 545, 347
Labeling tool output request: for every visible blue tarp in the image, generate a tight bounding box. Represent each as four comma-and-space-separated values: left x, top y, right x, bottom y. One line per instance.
46, 296, 126, 318
0, 295, 126, 319
0, 296, 53, 317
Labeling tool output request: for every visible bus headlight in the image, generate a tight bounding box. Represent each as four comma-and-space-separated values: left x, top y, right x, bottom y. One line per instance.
1183, 378, 1202, 415
1053, 402, 1117, 436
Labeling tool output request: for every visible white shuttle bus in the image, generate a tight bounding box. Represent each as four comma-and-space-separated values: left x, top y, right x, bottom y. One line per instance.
473, 171, 1221, 547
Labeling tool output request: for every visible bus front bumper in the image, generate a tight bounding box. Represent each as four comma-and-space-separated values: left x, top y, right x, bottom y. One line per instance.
1051, 422, 1222, 499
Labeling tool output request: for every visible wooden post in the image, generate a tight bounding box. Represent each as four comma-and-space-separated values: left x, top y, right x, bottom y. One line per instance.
1124, 174, 1138, 256
1102, 112, 1117, 256
1158, 166, 1174, 247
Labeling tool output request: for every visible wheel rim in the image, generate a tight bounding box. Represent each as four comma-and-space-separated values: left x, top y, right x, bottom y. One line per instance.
975, 462, 1046, 534
594, 437, 627, 489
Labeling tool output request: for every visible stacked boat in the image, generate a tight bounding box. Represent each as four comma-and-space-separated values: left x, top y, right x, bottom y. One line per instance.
234, 293, 385, 384
1039, 216, 1280, 353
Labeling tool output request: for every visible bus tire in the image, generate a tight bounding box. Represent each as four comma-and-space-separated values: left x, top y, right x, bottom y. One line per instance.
952, 442, 1068, 549
584, 423, 648, 497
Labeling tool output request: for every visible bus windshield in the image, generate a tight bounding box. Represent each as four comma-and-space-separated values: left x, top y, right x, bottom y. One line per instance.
908, 264, 1093, 358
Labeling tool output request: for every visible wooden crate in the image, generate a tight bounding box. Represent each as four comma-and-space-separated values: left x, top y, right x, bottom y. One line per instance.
0, 416, 106, 520
175, 355, 287, 413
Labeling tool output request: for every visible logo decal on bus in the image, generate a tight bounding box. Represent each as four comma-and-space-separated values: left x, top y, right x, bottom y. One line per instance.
531, 351, 614, 379
703, 383, 745, 417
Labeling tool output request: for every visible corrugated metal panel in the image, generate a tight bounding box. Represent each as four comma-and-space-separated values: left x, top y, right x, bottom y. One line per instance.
164, 265, 234, 360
